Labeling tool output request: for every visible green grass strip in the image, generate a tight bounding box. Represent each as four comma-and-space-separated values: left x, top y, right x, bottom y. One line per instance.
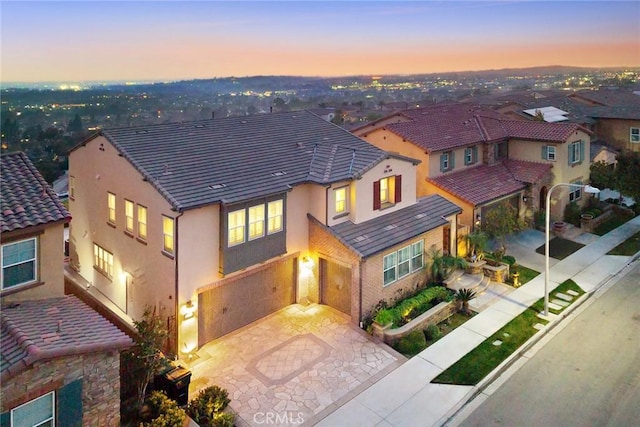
607, 231, 640, 256
433, 280, 584, 386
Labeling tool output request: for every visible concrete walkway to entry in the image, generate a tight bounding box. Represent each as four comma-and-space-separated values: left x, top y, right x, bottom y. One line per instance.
187, 304, 404, 427
316, 215, 640, 427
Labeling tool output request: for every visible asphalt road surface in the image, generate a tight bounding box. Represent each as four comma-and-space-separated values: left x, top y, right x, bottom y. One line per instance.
456, 261, 640, 427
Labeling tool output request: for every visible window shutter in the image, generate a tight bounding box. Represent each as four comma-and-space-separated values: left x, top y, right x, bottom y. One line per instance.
450, 153, 456, 170
542, 146, 548, 160
0, 411, 9, 427
473, 146, 478, 163
395, 175, 402, 203
57, 379, 83, 427
568, 144, 573, 165
373, 180, 381, 210
579, 140, 585, 162
440, 154, 445, 172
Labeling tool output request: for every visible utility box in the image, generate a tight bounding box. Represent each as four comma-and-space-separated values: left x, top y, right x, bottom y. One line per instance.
154, 365, 192, 406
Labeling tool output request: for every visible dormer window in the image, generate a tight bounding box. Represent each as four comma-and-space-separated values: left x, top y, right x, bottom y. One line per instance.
440, 152, 454, 172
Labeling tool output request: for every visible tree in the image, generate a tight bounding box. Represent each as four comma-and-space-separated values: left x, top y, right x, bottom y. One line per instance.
463, 231, 489, 261
532, 109, 545, 122
67, 113, 83, 132
425, 246, 467, 284
124, 306, 169, 411
589, 160, 616, 191
483, 200, 525, 246
615, 150, 640, 204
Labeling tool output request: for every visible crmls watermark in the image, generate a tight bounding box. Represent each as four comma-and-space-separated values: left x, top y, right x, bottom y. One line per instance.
253, 411, 305, 425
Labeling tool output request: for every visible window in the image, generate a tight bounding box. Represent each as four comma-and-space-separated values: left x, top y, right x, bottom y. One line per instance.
631, 127, 640, 143
569, 180, 583, 202
373, 175, 401, 210
464, 147, 478, 165
2, 238, 37, 290
568, 140, 585, 165
383, 240, 425, 286
248, 205, 265, 240
125, 200, 134, 233
11, 391, 54, 427
267, 200, 283, 234
440, 152, 454, 172
383, 252, 397, 286
163, 216, 174, 253
495, 142, 508, 160
411, 240, 424, 271
108, 192, 116, 224
542, 145, 556, 161
228, 209, 245, 246
137, 205, 147, 240
93, 243, 113, 278
397, 246, 411, 279
335, 187, 348, 215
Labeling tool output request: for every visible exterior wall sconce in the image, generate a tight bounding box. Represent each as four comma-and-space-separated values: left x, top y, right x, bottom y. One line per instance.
301, 256, 314, 269
475, 214, 481, 226
523, 195, 528, 203
183, 300, 196, 320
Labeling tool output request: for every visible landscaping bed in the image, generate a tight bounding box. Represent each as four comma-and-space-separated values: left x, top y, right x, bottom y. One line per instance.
394, 312, 474, 357
535, 237, 585, 260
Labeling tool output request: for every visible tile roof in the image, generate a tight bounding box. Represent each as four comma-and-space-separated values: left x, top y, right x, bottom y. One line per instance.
583, 105, 640, 120
571, 90, 640, 107
377, 103, 585, 152
1, 295, 133, 381
1, 152, 71, 233
324, 195, 462, 258
87, 111, 410, 210
427, 160, 551, 206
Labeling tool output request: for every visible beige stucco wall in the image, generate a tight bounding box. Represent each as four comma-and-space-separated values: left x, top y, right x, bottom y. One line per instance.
352, 157, 417, 223
593, 118, 640, 152
69, 136, 176, 326
1, 222, 66, 302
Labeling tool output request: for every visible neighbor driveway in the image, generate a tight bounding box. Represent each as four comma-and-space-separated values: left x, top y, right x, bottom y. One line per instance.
187, 304, 404, 426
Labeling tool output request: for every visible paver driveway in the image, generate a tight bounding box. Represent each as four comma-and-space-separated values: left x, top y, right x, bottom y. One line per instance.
187, 303, 404, 426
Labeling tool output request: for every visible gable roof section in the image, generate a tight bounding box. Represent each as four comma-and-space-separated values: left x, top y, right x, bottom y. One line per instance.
88, 111, 411, 210
427, 160, 551, 206
499, 119, 589, 142
326, 195, 462, 258
1, 152, 71, 233
1, 295, 133, 381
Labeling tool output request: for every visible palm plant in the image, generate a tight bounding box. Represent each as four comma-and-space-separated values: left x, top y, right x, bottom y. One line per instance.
464, 231, 488, 261
426, 246, 467, 284
455, 288, 477, 315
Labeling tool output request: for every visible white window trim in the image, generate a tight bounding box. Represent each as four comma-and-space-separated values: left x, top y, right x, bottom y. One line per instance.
137, 205, 148, 240
442, 152, 449, 170
335, 186, 349, 215
569, 141, 581, 164
267, 200, 283, 234
383, 240, 425, 287
107, 192, 116, 224
228, 209, 246, 246
163, 216, 175, 254
93, 243, 114, 279
411, 240, 424, 271
631, 127, 640, 143
1, 237, 38, 290
569, 180, 583, 202
11, 391, 55, 427
547, 145, 556, 161
383, 252, 397, 286
125, 199, 134, 233
248, 205, 265, 241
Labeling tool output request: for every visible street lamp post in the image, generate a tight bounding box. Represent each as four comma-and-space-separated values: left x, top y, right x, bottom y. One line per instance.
544, 183, 600, 315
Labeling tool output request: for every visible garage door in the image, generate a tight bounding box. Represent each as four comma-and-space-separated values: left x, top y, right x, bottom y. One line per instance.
198, 257, 296, 345
320, 258, 351, 316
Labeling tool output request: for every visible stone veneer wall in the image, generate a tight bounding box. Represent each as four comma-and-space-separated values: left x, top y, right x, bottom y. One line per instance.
1, 350, 122, 426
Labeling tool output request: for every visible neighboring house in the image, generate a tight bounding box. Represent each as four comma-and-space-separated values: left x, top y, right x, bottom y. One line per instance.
582, 106, 640, 153
1, 152, 133, 426
67, 111, 461, 356
352, 103, 594, 227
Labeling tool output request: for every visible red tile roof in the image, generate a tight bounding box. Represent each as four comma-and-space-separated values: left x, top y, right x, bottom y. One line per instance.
1, 152, 71, 233
427, 160, 552, 205
1, 295, 133, 381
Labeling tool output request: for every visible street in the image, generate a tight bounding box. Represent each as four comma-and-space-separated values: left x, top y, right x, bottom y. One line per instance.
455, 261, 640, 427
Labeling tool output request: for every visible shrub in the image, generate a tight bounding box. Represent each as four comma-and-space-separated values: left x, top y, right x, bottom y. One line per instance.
503, 255, 516, 265
424, 324, 442, 341
187, 385, 234, 427
140, 391, 186, 427
396, 329, 426, 354
373, 286, 451, 328
564, 202, 582, 226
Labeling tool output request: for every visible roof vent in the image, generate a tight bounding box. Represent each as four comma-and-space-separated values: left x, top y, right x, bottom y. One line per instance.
135, 130, 149, 134
271, 171, 287, 177
208, 184, 227, 190
194, 124, 205, 129
383, 224, 397, 231
353, 235, 368, 243
163, 164, 172, 175
415, 213, 427, 219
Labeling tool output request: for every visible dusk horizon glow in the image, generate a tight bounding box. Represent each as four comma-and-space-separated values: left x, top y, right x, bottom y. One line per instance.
1, 1, 639, 84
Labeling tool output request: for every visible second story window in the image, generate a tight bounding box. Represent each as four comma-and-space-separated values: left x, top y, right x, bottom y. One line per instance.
267, 200, 283, 234
495, 142, 508, 160
631, 127, 639, 143
138, 205, 147, 240
542, 145, 556, 161
93, 243, 113, 278
248, 205, 265, 240
373, 175, 401, 210
2, 238, 38, 290
125, 200, 134, 233
464, 147, 478, 165
335, 187, 348, 215
108, 192, 116, 224
568, 140, 584, 165
440, 152, 454, 172
163, 216, 174, 254
228, 209, 246, 246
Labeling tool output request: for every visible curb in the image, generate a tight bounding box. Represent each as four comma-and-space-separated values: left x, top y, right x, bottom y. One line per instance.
438, 254, 640, 427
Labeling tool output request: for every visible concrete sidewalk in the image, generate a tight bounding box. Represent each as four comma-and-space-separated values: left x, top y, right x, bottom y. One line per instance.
314, 216, 640, 427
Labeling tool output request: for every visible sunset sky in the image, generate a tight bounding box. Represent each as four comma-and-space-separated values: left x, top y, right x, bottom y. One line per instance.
1, 1, 639, 83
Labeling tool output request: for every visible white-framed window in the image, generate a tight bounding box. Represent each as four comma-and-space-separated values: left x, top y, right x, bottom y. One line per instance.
464, 147, 478, 165
631, 127, 640, 143
267, 200, 283, 234
397, 246, 411, 279
440, 152, 450, 172
568, 140, 584, 165
163, 216, 174, 253
93, 243, 114, 278
2, 238, 37, 290
411, 240, 424, 271
228, 209, 246, 246
137, 205, 147, 240
569, 180, 583, 202
383, 252, 397, 286
248, 205, 265, 240
125, 200, 134, 233
11, 391, 54, 427
335, 186, 348, 215
107, 192, 116, 224
380, 177, 390, 204
542, 145, 556, 161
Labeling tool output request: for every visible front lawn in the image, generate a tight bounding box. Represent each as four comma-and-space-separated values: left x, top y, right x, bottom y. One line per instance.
432, 279, 584, 385
593, 211, 634, 235
607, 231, 640, 256
507, 264, 539, 287
535, 237, 585, 260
